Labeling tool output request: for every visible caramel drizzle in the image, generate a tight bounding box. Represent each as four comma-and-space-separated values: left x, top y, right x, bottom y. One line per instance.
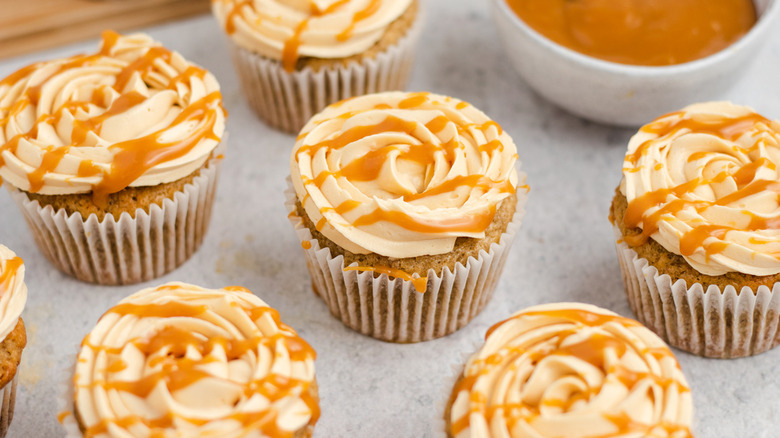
297, 93, 516, 236
344, 265, 427, 292
79, 294, 318, 437
222, 0, 386, 72
0, 256, 22, 289
451, 308, 691, 436
0, 31, 223, 206
224, 0, 253, 34
623, 110, 780, 258
57, 411, 71, 424
336, 0, 381, 41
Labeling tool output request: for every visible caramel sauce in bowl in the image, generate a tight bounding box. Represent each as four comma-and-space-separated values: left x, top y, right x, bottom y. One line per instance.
490, 0, 779, 126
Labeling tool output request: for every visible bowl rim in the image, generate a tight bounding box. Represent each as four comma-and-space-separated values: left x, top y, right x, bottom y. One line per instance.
491, 0, 780, 76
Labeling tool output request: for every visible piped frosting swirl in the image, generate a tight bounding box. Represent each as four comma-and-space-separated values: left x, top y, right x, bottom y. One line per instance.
211, 0, 413, 71
290, 91, 522, 258
74, 282, 318, 438
0, 31, 226, 204
0, 245, 26, 342
620, 101, 780, 276
448, 303, 693, 438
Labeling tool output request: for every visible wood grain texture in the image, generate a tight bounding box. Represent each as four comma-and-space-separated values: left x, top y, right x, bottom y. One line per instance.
0, 0, 211, 59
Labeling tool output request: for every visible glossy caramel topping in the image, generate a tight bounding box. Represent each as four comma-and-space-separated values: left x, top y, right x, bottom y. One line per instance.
0, 256, 22, 289
211, 0, 413, 71
448, 303, 693, 438
506, 0, 756, 66
74, 283, 318, 438
344, 265, 428, 292
291, 91, 523, 259
0, 246, 27, 344
0, 31, 226, 202
620, 102, 780, 276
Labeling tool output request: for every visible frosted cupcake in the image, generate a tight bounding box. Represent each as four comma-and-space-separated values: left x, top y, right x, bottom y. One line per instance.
612, 101, 780, 357
0, 31, 227, 285
211, 0, 422, 133
0, 246, 27, 438
288, 91, 527, 343
64, 282, 318, 437
445, 303, 693, 438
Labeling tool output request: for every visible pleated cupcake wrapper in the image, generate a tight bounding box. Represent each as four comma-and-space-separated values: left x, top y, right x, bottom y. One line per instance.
228, 9, 424, 133
7, 159, 221, 286
614, 225, 780, 358
0, 375, 18, 438
285, 181, 526, 343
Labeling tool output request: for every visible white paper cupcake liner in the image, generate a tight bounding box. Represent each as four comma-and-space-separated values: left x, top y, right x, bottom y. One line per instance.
228, 8, 424, 133
614, 225, 780, 358
0, 375, 18, 438
285, 181, 526, 343
6, 159, 221, 286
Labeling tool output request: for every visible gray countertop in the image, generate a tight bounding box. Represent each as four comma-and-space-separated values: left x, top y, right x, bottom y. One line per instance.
1, 1, 779, 437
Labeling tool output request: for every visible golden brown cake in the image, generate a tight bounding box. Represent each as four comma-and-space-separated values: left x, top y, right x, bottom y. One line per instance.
0, 246, 28, 438
612, 101, 780, 357
67, 283, 319, 438
0, 31, 227, 285
445, 303, 693, 438
211, 0, 423, 132
288, 91, 528, 343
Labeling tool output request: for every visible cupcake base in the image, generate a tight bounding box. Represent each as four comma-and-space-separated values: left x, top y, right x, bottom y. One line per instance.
0, 375, 17, 438
286, 182, 525, 343
614, 226, 780, 358
227, 2, 423, 133
7, 160, 220, 286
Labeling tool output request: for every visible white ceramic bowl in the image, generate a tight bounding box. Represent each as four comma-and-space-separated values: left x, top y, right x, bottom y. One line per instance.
490, 0, 780, 127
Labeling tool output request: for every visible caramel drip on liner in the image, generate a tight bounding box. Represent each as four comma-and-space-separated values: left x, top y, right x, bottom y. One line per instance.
623, 110, 780, 258
297, 94, 515, 235
79, 297, 318, 437
344, 265, 427, 292
0, 31, 223, 204
451, 308, 690, 436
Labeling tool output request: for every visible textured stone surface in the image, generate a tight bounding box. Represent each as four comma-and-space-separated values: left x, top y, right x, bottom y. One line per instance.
0, 1, 779, 437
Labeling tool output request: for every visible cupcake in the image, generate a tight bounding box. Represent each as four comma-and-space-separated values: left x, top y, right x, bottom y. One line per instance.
0, 31, 227, 285
612, 101, 780, 358
211, 0, 422, 133
287, 91, 527, 343
0, 245, 27, 437
65, 282, 319, 437
445, 303, 693, 438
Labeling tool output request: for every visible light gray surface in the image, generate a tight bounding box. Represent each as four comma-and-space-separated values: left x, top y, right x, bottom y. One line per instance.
0, 2, 779, 437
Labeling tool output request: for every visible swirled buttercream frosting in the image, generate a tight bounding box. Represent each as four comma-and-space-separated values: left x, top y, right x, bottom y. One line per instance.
447, 303, 693, 438
211, 0, 413, 71
620, 101, 780, 276
0, 31, 226, 204
74, 282, 318, 438
290, 91, 522, 258
0, 245, 26, 343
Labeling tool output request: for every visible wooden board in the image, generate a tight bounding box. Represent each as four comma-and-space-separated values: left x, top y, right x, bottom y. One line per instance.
0, 0, 211, 60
